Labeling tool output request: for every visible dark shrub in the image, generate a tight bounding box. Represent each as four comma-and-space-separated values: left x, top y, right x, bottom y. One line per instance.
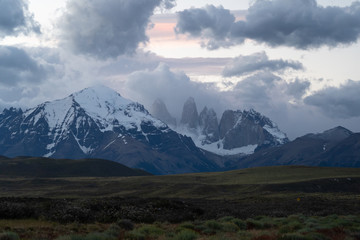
305, 232, 330, 240
174, 229, 197, 240
232, 218, 247, 230
181, 222, 195, 229
0, 201, 36, 219
0, 232, 20, 240
117, 219, 134, 230
246, 219, 267, 230
279, 233, 311, 240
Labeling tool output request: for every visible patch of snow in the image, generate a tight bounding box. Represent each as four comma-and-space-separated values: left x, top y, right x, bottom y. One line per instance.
43, 151, 55, 158
177, 126, 257, 156
234, 113, 243, 127
32, 113, 41, 125
46, 143, 55, 150
198, 140, 257, 156
103, 139, 116, 150
142, 132, 150, 142
263, 124, 287, 143
72, 132, 93, 154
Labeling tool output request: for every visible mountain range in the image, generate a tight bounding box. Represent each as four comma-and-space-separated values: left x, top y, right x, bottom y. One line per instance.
0, 85, 359, 175
0, 86, 217, 175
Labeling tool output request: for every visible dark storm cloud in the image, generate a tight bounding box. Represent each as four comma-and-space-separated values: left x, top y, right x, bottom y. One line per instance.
286, 79, 311, 98
304, 80, 360, 118
175, 4, 238, 49
0, 46, 49, 86
222, 52, 303, 77
176, 0, 360, 49
59, 0, 175, 59
0, 0, 40, 37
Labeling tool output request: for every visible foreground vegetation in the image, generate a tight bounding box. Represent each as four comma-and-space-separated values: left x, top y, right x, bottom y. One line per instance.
1, 214, 360, 240
1, 166, 359, 239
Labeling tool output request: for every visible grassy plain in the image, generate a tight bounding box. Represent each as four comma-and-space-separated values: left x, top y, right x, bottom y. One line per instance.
1, 166, 360, 239
1, 165, 359, 199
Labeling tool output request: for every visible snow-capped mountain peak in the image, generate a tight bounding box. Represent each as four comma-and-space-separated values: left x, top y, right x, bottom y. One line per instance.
70, 85, 166, 131
11, 85, 168, 158
25, 85, 166, 134
72, 85, 133, 117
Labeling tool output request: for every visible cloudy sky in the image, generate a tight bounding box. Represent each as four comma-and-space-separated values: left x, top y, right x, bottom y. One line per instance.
1, 0, 360, 139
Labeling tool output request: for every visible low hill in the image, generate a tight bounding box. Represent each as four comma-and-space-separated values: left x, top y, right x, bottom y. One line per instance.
316, 133, 360, 167
0, 157, 151, 177
230, 126, 359, 169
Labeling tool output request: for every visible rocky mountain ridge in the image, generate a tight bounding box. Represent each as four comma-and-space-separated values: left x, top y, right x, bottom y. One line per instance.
0, 86, 218, 175
155, 97, 289, 156
150, 98, 176, 127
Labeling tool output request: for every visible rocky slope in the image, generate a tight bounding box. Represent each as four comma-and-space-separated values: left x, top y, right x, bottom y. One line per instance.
180, 97, 199, 129
150, 98, 176, 127
177, 98, 289, 156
